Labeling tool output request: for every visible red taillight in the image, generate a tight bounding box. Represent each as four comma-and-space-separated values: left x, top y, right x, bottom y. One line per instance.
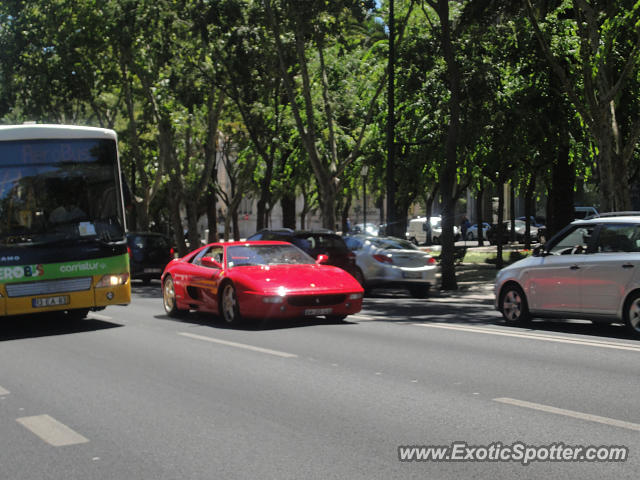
373, 254, 393, 264
170, 247, 175, 256
427, 257, 436, 265
127, 246, 131, 256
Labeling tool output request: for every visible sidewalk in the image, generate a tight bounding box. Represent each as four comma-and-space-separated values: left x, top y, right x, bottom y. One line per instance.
421, 243, 527, 303
430, 263, 497, 303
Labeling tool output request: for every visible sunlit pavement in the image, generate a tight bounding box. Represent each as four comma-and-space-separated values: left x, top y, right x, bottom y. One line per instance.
0, 282, 638, 480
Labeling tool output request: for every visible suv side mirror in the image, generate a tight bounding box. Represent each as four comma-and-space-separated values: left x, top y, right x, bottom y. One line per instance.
532, 245, 547, 257
201, 256, 222, 269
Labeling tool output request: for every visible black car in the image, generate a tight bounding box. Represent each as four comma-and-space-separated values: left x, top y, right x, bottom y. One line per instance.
127, 232, 175, 284
247, 228, 357, 276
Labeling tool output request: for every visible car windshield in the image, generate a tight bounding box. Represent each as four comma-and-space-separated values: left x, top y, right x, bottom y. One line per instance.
226, 244, 315, 267
130, 235, 170, 251
370, 237, 418, 250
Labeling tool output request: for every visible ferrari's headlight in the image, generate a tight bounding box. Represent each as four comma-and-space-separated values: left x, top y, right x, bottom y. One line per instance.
348, 293, 363, 300
95, 273, 129, 288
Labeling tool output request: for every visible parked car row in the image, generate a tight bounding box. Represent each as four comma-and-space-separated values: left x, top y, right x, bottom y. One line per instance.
155, 226, 441, 325
406, 216, 461, 245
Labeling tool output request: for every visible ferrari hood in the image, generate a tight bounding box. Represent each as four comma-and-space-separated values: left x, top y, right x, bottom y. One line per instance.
229, 264, 361, 294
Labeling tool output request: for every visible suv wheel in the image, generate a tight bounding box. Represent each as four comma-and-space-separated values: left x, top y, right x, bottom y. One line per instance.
499, 284, 530, 324
624, 291, 640, 337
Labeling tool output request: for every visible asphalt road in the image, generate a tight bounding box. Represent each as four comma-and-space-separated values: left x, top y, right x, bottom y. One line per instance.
1, 281, 639, 479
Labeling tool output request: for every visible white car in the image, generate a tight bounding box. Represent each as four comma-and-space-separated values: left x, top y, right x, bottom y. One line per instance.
465, 222, 491, 240
344, 235, 438, 298
406, 216, 460, 245
495, 215, 640, 336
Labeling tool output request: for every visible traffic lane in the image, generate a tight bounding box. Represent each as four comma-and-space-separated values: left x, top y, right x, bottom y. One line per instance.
129, 284, 640, 425
129, 286, 640, 436
127, 288, 640, 435
0, 309, 637, 480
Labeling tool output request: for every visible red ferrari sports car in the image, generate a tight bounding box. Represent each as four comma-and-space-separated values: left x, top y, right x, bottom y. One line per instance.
161, 241, 364, 324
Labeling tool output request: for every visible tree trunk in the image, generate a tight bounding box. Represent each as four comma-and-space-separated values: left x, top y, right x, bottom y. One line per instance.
547, 140, 575, 238
436, 0, 459, 291
476, 182, 484, 246
206, 182, 219, 243
281, 192, 296, 229
523, 173, 536, 250
496, 181, 505, 270
341, 195, 352, 234
186, 200, 201, 250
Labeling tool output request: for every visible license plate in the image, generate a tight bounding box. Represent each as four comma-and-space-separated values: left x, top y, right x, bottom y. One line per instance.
403, 271, 422, 279
32, 295, 70, 308
144, 268, 162, 273
304, 307, 333, 316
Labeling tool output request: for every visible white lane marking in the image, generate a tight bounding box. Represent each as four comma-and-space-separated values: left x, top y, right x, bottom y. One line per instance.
415, 323, 640, 352
350, 314, 378, 321
178, 332, 298, 358
88, 313, 112, 321
0, 385, 9, 396
494, 397, 640, 432
16, 415, 90, 446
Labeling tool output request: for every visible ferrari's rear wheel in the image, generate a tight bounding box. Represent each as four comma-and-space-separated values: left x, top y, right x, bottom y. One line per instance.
163, 275, 186, 317
220, 283, 242, 325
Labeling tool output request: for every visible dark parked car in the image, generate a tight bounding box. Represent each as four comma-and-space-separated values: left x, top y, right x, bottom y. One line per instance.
127, 232, 175, 284
247, 229, 357, 277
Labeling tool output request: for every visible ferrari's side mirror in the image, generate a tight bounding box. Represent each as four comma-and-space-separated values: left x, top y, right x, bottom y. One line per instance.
201, 256, 222, 269
316, 254, 330, 264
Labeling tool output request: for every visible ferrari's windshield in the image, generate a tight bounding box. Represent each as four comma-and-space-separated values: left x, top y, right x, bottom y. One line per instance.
227, 244, 314, 268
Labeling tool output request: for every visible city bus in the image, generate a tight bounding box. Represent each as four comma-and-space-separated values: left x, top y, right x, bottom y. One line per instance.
0, 124, 131, 319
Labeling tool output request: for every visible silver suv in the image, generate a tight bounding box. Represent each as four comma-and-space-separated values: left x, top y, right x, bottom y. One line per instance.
495, 215, 640, 336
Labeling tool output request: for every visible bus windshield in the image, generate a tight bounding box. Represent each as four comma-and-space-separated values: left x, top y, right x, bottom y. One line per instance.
0, 138, 125, 246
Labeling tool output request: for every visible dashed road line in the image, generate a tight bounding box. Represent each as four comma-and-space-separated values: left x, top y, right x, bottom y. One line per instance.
494, 397, 640, 432
415, 323, 640, 352
16, 415, 89, 446
88, 313, 112, 321
349, 314, 378, 321
178, 332, 298, 358
0, 385, 9, 396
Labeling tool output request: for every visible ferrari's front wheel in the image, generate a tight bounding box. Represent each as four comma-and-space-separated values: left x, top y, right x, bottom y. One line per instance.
163, 275, 187, 317
220, 283, 242, 325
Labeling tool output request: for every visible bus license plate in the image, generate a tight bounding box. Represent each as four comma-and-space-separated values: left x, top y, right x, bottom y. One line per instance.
304, 308, 332, 316
32, 295, 70, 308
144, 268, 162, 273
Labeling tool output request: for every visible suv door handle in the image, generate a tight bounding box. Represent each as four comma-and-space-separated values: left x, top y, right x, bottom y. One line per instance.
570, 265, 580, 270
622, 264, 634, 269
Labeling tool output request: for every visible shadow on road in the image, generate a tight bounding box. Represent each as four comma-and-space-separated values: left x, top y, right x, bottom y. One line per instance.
0, 312, 122, 342
131, 280, 163, 299
152, 310, 353, 331
361, 288, 640, 341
